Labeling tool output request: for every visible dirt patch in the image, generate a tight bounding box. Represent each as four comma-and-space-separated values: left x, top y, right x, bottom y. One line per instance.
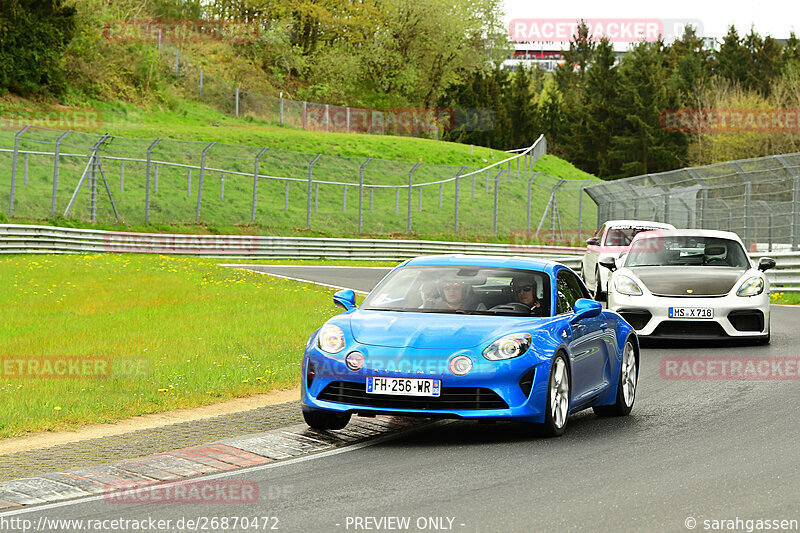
0, 386, 300, 456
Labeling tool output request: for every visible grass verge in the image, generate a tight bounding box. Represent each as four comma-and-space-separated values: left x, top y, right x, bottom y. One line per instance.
0, 254, 394, 438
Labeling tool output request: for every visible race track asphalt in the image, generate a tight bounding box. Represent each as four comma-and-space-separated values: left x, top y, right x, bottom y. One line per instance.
5, 266, 798, 533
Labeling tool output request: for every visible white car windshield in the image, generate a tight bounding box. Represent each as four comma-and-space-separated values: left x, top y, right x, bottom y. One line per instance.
360, 266, 551, 316
625, 236, 750, 268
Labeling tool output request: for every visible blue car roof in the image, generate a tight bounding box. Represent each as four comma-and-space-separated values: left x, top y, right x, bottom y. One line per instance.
401, 254, 563, 275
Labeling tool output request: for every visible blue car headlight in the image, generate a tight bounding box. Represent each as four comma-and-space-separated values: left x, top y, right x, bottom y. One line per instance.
317, 324, 346, 353
483, 333, 531, 361
737, 276, 764, 297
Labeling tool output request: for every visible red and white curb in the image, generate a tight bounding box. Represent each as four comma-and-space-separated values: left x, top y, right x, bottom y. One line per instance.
0, 416, 426, 510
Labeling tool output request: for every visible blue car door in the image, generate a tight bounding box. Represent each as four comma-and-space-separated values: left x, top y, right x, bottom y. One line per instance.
556, 271, 610, 403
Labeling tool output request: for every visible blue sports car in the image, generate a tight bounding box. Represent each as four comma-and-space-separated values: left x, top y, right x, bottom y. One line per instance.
301, 255, 639, 437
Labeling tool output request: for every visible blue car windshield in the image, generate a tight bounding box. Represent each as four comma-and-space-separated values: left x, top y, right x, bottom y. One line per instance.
626, 236, 750, 268
360, 266, 551, 316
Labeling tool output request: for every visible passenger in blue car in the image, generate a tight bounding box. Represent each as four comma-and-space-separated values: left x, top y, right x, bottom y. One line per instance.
511, 275, 543, 316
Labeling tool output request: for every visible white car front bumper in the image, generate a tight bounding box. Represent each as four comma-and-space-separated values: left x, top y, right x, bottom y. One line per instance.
608, 291, 770, 339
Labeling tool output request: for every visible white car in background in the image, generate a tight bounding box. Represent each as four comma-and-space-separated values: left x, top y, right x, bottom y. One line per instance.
582, 220, 675, 300
602, 229, 774, 344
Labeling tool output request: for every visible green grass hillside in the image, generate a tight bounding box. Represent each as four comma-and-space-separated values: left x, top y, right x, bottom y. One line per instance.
0, 98, 598, 243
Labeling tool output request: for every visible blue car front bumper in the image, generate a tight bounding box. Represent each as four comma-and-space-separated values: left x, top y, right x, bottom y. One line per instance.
301, 344, 555, 424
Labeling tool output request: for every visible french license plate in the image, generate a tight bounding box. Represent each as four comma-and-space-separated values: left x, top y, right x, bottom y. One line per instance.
668, 307, 713, 319
366, 377, 441, 397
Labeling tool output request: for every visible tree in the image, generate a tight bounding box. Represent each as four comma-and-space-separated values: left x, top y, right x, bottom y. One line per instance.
609, 41, 688, 178
580, 38, 623, 177
714, 26, 749, 87
667, 25, 711, 105
745, 30, 782, 95
0, 0, 76, 96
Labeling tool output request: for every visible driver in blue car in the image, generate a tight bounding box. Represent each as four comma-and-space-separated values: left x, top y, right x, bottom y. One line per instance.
511, 275, 542, 315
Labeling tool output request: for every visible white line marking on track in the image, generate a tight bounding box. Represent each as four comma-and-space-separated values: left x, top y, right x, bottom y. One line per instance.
223, 267, 372, 295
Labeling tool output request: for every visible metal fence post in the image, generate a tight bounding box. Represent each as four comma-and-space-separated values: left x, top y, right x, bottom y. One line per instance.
284, 181, 289, 211
154, 164, 159, 194
744, 181, 752, 250
280, 93, 284, 124
395, 188, 399, 214
324, 104, 329, 132
220, 172, 225, 200
407, 162, 422, 232
23, 154, 28, 185
306, 154, 322, 228
51, 130, 71, 218
195, 142, 216, 222
794, 177, 800, 250
187, 169, 192, 197
158, 29, 162, 51
89, 134, 110, 222
493, 169, 505, 234
516, 156, 520, 179
251, 147, 269, 222
315, 183, 319, 212
235, 88, 239, 117
342, 186, 347, 212
302, 101, 307, 129
145, 138, 161, 224
418, 187, 422, 212
454, 166, 466, 233
439, 183, 443, 208
369, 188, 373, 212
9, 125, 30, 217
358, 158, 371, 234
577, 178, 594, 241
346, 108, 350, 133
485, 169, 489, 193
526, 172, 539, 232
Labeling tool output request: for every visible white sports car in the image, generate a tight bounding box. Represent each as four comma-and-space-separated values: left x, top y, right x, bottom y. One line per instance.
581, 220, 675, 300
603, 229, 774, 343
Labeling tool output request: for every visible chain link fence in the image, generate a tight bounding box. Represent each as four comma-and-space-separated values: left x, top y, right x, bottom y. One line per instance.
586, 153, 800, 251
0, 126, 599, 241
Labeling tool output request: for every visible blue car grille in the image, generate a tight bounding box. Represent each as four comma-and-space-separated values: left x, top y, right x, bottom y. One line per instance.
318, 381, 509, 411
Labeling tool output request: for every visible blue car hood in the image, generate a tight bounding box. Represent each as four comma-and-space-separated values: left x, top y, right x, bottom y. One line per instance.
348, 310, 527, 349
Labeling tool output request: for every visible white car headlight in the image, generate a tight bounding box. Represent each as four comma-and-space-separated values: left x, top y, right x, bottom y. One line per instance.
614, 275, 643, 296
483, 333, 531, 361
317, 324, 346, 353
737, 276, 764, 297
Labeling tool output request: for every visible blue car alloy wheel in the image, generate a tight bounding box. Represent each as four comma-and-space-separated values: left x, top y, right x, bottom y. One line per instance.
301, 255, 639, 437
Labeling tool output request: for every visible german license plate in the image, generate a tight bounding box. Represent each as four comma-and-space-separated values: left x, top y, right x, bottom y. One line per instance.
366, 377, 441, 397
668, 307, 713, 319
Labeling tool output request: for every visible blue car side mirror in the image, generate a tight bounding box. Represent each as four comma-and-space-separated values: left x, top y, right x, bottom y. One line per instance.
333, 289, 357, 311
570, 298, 602, 323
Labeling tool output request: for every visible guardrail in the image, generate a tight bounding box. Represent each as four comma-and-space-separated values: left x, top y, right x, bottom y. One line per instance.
0, 224, 583, 266
1, 224, 797, 291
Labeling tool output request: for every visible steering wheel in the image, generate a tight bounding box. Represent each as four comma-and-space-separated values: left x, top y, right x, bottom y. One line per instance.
489, 302, 535, 314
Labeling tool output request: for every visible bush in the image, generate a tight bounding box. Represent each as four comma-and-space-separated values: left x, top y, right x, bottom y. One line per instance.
0, 0, 76, 96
